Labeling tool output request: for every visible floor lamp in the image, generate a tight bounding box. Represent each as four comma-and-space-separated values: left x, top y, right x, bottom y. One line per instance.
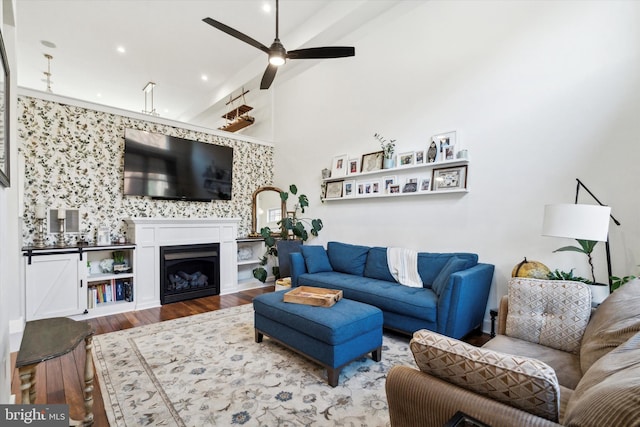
541, 178, 621, 292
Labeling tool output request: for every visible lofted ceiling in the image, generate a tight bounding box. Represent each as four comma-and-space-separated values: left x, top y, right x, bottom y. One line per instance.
15, 0, 404, 127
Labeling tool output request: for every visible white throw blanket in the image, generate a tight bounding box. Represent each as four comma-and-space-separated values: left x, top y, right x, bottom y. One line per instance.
387, 247, 423, 287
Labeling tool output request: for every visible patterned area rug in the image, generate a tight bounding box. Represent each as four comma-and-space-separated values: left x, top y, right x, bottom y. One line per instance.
93, 304, 416, 426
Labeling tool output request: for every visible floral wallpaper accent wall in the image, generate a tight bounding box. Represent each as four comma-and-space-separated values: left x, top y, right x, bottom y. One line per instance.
18, 96, 274, 246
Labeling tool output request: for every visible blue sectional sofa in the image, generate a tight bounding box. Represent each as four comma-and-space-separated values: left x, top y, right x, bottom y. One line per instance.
290, 241, 495, 339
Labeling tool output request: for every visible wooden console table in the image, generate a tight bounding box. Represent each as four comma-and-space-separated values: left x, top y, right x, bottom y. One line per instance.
16, 317, 95, 426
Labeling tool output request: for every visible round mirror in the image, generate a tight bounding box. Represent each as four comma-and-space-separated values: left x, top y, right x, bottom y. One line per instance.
250, 186, 286, 237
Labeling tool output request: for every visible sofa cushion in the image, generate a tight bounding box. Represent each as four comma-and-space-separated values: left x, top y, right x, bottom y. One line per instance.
300, 245, 333, 273
297, 271, 438, 322
483, 334, 583, 390
564, 332, 640, 426
432, 257, 467, 296
580, 279, 640, 374
506, 278, 591, 354
411, 329, 561, 421
363, 247, 397, 282
416, 253, 478, 285
326, 241, 370, 276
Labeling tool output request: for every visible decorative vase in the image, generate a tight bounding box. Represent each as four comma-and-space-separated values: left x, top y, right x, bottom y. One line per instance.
383, 158, 395, 169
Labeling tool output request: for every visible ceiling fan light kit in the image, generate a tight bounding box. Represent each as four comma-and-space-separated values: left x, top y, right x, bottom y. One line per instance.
203, 0, 355, 90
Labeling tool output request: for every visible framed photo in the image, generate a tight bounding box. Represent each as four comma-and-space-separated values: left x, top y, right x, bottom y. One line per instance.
415, 150, 425, 165
363, 181, 374, 195
420, 177, 431, 191
347, 158, 360, 175
398, 151, 415, 167
432, 165, 468, 191
382, 175, 397, 193
389, 184, 400, 194
0, 30, 9, 188
371, 180, 381, 195
331, 154, 348, 178
402, 177, 418, 193
431, 131, 457, 162
324, 180, 343, 199
343, 180, 355, 197
356, 182, 366, 196
361, 151, 384, 173
444, 144, 456, 161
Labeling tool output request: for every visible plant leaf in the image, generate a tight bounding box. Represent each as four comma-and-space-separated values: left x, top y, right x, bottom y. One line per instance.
577, 239, 598, 254
252, 267, 267, 283
553, 245, 586, 254
289, 184, 298, 195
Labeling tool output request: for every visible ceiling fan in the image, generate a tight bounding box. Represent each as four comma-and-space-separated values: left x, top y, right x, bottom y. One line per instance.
203, 0, 355, 90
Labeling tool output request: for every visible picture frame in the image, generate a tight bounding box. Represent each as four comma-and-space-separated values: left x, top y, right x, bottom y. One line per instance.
420, 177, 431, 191
444, 144, 456, 161
382, 175, 397, 193
402, 177, 418, 193
432, 165, 468, 191
398, 152, 415, 167
431, 131, 456, 162
371, 180, 381, 195
364, 181, 374, 195
0, 30, 10, 188
324, 180, 343, 199
356, 182, 366, 196
331, 154, 348, 178
347, 158, 360, 175
343, 180, 355, 198
415, 150, 425, 165
389, 184, 400, 194
361, 151, 384, 173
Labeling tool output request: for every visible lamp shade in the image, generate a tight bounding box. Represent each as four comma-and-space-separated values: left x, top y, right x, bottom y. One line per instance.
542, 204, 611, 242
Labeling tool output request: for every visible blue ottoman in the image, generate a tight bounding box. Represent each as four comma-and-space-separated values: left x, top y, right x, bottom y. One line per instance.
253, 290, 383, 387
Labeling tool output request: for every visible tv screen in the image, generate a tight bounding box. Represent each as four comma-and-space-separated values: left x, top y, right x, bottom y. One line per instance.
123, 129, 233, 201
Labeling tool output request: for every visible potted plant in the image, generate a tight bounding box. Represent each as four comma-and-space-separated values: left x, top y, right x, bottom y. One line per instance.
253, 184, 323, 283
375, 133, 396, 169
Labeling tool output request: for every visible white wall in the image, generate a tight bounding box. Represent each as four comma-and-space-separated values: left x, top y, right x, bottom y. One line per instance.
0, 0, 18, 403
272, 1, 640, 318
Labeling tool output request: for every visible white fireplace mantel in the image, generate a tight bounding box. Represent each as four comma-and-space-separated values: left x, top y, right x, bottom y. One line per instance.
124, 217, 240, 308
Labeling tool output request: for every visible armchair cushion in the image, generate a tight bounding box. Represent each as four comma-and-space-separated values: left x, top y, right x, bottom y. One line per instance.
326, 241, 369, 276
410, 329, 561, 421
580, 279, 640, 373
300, 245, 332, 273
564, 332, 640, 426
506, 278, 591, 354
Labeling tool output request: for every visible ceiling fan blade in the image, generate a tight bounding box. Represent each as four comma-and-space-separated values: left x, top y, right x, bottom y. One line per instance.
203, 17, 270, 54
287, 46, 355, 60
260, 64, 278, 90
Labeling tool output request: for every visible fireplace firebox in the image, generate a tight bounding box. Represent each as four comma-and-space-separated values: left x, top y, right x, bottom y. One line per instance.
160, 243, 220, 304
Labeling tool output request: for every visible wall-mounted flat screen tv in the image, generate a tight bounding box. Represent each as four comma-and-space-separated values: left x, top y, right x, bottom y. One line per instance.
123, 128, 233, 201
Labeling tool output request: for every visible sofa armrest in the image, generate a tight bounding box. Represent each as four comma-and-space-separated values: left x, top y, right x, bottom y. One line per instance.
289, 252, 307, 287
438, 263, 495, 339
386, 366, 561, 427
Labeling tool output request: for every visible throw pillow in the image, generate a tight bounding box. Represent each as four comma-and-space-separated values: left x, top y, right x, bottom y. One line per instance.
580, 279, 640, 374
410, 329, 561, 422
564, 332, 640, 426
506, 278, 591, 354
431, 257, 467, 296
300, 245, 333, 274
363, 247, 396, 282
326, 242, 370, 276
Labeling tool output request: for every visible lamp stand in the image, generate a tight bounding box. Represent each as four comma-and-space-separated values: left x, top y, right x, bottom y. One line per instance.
575, 178, 621, 291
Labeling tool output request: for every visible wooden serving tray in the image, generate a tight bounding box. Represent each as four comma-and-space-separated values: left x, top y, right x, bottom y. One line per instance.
284, 286, 343, 307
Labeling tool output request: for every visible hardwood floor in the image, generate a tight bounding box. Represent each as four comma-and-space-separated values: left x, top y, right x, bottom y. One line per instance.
10, 287, 490, 426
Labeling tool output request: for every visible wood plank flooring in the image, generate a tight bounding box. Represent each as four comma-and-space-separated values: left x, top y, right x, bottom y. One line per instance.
10, 286, 490, 426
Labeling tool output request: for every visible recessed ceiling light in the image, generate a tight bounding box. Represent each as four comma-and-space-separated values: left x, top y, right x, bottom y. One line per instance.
41, 40, 56, 49
201, 74, 208, 81
117, 46, 126, 54
97, 93, 102, 97
262, 2, 271, 13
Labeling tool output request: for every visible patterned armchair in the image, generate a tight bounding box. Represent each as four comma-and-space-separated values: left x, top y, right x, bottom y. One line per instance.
386, 278, 640, 427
